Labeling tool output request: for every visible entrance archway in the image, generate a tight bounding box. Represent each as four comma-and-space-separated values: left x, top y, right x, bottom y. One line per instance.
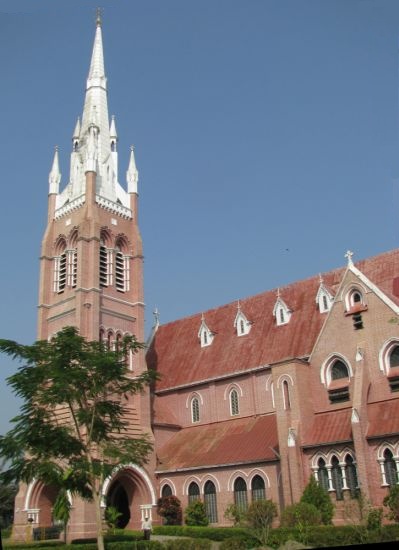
107, 482, 130, 528
103, 465, 156, 530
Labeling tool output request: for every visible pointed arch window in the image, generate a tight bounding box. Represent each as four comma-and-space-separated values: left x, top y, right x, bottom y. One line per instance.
191, 397, 200, 423
331, 456, 343, 500
204, 481, 218, 523
234, 477, 248, 512
316, 458, 329, 493
161, 484, 173, 498
54, 239, 77, 293
327, 359, 350, 404
383, 449, 398, 487
115, 247, 130, 292
188, 482, 200, 504
99, 243, 113, 287
251, 475, 266, 501
230, 389, 239, 416
345, 455, 358, 497
283, 380, 291, 410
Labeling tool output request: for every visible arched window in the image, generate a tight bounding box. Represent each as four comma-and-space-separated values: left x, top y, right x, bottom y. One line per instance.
240, 319, 245, 335
99, 328, 105, 343
230, 389, 239, 416
390, 347, 399, 369
188, 482, 200, 504
383, 449, 398, 487
331, 360, 349, 380
234, 477, 248, 512
161, 484, 173, 497
54, 240, 67, 293
283, 380, 291, 410
107, 331, 113, 350
115, 333, 122, 352
191, 397, 200, 423
345, 455, 358, 497
204, 481, 218, 523
251, 475, 266, 501
322, 295, 328, 311
331, 456, 343, 500
317, 458, 329, 492
279, 308, 285, 324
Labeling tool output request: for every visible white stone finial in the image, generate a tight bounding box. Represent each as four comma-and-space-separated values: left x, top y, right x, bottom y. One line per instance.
127, 145, 139, 193
96, 7, 102, 27
345, 250, 354, 266
72, 117, 81, 139
49, 146, 61, 194
153, 307, 160, 327
277, 287, 280, 298
318, 273, 323, 284
110, 115, 118, 139
237, 300, 241, 311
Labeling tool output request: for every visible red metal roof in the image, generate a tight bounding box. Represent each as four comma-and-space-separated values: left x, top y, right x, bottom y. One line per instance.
147, 249, 399, 391
367, 399, 399, 439
302, 408, 353, 447
156, 414, 279, 471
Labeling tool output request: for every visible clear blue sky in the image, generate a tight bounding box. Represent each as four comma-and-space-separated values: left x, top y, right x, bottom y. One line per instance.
1, 0, 399, 433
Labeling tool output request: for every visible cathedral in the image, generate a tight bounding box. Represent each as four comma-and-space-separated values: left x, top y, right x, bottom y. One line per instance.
11, 16, 399, 540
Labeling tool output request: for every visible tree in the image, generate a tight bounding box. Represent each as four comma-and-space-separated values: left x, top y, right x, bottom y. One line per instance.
184, 500, 209, 526
0, 327, 156, 550
280, 501, 321, 528
157, 495, 182, 525
383, 485, 399, 522
245, 499, 277, 547
300, 475, 334, 525
104, 506, 122, 534
0, 463, 17, 528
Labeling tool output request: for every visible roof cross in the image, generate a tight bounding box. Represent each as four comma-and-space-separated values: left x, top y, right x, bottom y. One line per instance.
345, 250, 354, 266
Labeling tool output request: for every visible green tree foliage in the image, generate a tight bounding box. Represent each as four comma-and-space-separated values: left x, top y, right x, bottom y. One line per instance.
383, 485, 399, 522
157, 495, 183, 525
280, 501, 322, 528
0, 327, 156, 550
184, 500, 209, 526
300, 475, 334, 525
245, 499, 277, 546
0, 464, 17, 528
223, 503, 245, 526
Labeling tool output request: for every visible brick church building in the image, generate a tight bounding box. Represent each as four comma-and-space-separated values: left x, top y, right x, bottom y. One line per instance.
11, 17, 399, 540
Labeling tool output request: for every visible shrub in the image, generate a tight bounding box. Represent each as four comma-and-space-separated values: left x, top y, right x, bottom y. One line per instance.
366, 507, 383, 531
280, 502, 321, 528
245, 499, 277, 546
224, 503, 246, 526
163, 538, 211, 549
157, 495, 183, 525
184, 501, 209, 526
300, 475, 334, 525
219, 538, 248, 550
384, 484, 399, 522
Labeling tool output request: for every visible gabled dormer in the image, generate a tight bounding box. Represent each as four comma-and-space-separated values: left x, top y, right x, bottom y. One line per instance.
316, 276, 334, 313
234, 301, 251, 336
198, 314, 214, 347
273, 290, 292, 326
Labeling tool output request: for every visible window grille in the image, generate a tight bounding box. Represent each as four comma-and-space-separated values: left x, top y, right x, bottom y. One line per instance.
115, 250, 125, 291
204, 481, 218, 523
317, 458, 329, 492
251, 475, 266, 501
192, 397, 200, 423
331, 456, 343, 500
230, 389, 239, 416
234, 477, 248, 512
100, 245, 109, 287
188, 482, 200, 504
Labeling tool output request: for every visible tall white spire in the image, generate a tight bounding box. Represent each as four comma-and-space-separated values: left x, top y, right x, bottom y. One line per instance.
49, 146, 61, 194
127, 146, 139, 194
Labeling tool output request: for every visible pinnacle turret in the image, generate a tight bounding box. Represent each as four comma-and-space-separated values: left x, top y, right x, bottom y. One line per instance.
49, 146, 61, 194
127, 146, 139, 194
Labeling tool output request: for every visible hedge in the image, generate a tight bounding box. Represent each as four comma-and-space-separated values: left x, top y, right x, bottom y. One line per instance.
153, 525, 258, 543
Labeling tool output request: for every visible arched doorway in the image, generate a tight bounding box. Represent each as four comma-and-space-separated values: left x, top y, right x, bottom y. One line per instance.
107, 481, 130, 528
103, 465, 156, 530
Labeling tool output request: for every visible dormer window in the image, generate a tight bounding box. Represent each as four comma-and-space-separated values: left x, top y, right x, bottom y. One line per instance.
345, 287, 367, 329
316, 282, 333, 313
198, 315, 214, 348
273, 295, 292, 326
234, 304, 251, 336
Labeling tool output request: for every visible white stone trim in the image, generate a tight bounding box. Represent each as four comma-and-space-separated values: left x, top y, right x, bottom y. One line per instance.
201, 474, 221, 493
379, 338, 399, 374
320, 353, 353, 386
348, 264, 399, 315
96, 194, 132, 219
55, 194, 86, 219
248, 468, 271, 489
102, 463, 157, 505
159, 478, 177, 496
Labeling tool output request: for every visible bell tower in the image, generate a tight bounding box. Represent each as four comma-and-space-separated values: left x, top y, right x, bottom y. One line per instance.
37, 15, 145, 374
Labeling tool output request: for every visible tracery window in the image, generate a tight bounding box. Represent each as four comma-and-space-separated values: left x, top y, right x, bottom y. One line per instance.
331, 456, 343, 500
345, 455, 358, 497
251, 475, 266, 501
204, 481, 218, 523
316, 458, 329, 492
383, 449, 398, 487
234, 477, 248, 512
188, 482, 200, 504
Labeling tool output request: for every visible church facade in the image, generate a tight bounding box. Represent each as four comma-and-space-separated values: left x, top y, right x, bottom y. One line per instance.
12, 18, 399, 540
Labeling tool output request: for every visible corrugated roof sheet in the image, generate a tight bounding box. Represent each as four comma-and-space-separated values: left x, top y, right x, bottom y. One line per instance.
367, 399, 399, 438
303, 408, 352, 447
148, 249, 399, 391
156, 414, 278, 471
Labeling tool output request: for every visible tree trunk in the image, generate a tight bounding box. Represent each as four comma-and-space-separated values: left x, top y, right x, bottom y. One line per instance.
92, 491, 105, 550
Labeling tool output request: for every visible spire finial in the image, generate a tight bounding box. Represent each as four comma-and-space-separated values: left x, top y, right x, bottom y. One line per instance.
345, 250, 354, 266
237, 299, 241, 311
96, 7, 102, 27
318, 273, 323, 284
277, 287, 280, 298
153, 307, 160, 327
